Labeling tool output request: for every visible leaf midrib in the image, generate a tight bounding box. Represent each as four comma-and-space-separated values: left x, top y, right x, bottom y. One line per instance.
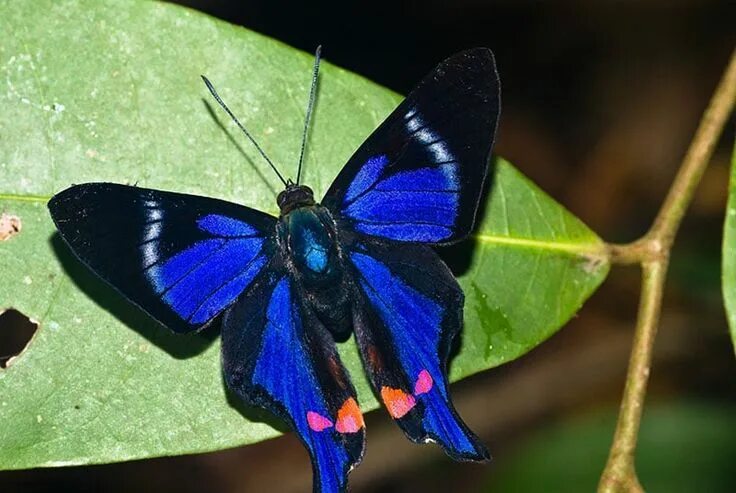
0, 193, 52, 203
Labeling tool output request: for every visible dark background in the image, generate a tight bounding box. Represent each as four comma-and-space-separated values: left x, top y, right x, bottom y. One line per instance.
3, 1, 736, 491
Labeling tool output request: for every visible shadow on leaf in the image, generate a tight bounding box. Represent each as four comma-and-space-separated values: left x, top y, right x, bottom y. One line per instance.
222, 375, 291, 434
439, 155, 497, 366
50, 233, 218, 359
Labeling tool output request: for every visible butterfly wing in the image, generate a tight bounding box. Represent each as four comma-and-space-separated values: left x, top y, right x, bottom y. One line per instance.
48, 183, 276, 333
322, 48, 500, 245
222, 261, 365, 493
346, 236, 488, 461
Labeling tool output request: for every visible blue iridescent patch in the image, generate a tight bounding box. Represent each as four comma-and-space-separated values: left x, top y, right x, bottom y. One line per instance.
301, 228, 329, 273
343, 155, 389, 204
197, 214, 260, 237
343, 157, 460, 242
149, 236, 265, 322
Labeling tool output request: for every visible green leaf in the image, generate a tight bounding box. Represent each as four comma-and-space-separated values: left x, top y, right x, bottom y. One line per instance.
723, 140, 736, 355
0, 0, 609, 468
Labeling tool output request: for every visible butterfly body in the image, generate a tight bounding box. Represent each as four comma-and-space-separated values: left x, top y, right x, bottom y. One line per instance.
278, 195, 354, 341
49, 48, 500, 493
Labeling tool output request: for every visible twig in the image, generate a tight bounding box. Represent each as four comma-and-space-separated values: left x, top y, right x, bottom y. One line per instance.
598, 47, 736, 492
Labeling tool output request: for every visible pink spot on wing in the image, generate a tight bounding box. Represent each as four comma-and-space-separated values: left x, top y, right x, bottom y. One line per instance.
414, 369, 433, 395
307, 411, 333, 432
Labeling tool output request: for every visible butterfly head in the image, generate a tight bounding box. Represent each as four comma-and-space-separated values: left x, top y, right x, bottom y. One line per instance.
277, 183, 315, 215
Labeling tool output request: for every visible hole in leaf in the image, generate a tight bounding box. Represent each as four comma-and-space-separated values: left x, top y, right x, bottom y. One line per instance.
0, 308, 39, 368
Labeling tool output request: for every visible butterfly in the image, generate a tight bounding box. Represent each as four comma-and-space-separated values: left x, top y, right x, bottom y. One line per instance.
48, 47, 500, 493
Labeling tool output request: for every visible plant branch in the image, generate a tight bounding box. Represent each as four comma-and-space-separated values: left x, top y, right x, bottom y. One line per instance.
598, 261, 666, 493
606, 239, 661, 265
598, 47, 736, 493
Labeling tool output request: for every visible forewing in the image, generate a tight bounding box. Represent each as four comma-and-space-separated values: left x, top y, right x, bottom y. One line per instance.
322, 48, 500, 244
347, 237, 488, 461
222, 265, 365, 493
48, 183, 275, 333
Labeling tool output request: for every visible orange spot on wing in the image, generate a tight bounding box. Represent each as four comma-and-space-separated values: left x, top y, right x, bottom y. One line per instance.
335, 397, 364, 433
380, 386, 416, 419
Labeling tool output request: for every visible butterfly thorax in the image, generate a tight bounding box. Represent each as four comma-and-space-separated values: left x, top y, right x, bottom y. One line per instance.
277, 193, 353, 341
281, 207, 339, 280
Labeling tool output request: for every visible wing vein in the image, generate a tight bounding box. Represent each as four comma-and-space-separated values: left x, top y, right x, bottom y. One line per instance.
186, 250, 265, 321
156, 239, 230, 296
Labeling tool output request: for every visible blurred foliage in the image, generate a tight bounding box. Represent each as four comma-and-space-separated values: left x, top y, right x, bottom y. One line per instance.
486, 402, 736, 493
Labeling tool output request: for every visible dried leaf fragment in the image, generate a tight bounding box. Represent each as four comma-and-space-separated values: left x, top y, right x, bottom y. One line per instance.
0, 213, 21, 241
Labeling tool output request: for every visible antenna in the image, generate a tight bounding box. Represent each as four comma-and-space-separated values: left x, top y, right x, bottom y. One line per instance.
201, 75, 288, 187
296, 45, 322, 185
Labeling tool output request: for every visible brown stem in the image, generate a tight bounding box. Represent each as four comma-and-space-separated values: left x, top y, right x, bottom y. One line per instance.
598, 47, 736, 493
598, 261, 666, 493
606, 238, 662, 265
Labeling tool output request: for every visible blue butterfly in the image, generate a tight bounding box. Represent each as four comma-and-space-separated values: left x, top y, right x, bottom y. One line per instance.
49, 47, 500, 493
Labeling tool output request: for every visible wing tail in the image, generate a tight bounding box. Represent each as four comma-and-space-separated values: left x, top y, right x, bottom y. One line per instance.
222, 269, 365, 493
416, 387, 488, 461
348, 238, 488, 461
